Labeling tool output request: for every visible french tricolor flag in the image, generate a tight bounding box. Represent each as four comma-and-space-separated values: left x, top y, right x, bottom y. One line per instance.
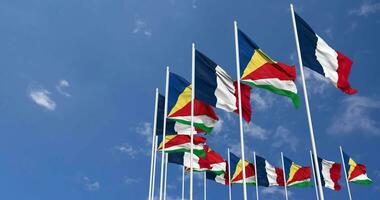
255, 155, 284, 187
317, 157, 342, 191
295, 13, 357, 95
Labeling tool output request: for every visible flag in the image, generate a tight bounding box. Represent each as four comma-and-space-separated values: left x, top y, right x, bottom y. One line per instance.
168, 72, 219, 134
198, 145, 227, 175
238, 29, 300, 108
157, 135, 206, 157
294, 13, 357, 95
317, 157, 342, 190
206, 170, 230, 185
157, 94, 203, 135
256, 155, 284, 187
195, 50, 252, 122
283, 156, 312, 187
343, 151, 372, 185
168, 152, 209, 171
229, 152, 256, 184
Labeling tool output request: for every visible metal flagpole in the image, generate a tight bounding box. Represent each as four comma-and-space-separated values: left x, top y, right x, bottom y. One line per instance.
182, 166, 185, 200
204, 172, 207, 200
340, 146, 353, 200
254, 151, 259, 200
233, 20, 248, 200
190, 43, 195, 200
163, 154, 168, 200
151, 135, 159, 200
227, 148, 232, 200
290, 4, 325, 200
281, 152, 289, 200
148, 89, 159, 200
159, 67, 170, 200
310, 150, 320, 200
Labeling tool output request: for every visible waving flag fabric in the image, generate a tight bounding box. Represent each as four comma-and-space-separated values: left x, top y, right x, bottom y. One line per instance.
168, 152, 209, 171
343, 151, 372, 185
294, 13, 357, 95
317, 157, 342, 190
168, 72, 219, 134
238, 29, 300, 108
206, 169, 230, 185
283, 156, 312, 187
195, 50, 252, 122
198, 145, 227, 175
256, 155, 284, 187
229, 152, 256, 184
157, 135, 206, 157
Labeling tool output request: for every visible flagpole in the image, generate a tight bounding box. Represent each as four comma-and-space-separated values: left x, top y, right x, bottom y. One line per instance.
159, 67, 170, 200
148, 89, 159, 200
151, 135, 159, 200
281, 152, 289, 200
204, 172, 207, 200
163, 154, 168, 200
339, 146, 353, 200
182, 166, 185, 200
310, 150, 320, 200
190, 42, 195, 200
290, 4, 325, 200
254, 151, 259, 200
233, 20, 248, 200
227, 148, 232, 200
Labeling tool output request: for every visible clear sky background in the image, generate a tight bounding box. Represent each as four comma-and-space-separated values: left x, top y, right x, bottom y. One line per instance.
0, 0, 379, 199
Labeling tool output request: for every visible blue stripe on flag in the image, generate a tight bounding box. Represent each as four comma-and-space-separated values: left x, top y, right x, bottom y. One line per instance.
237, 29, 259, 74
256, 155, 270, 187
195, 50, 218, 107
168, 152, 185, 166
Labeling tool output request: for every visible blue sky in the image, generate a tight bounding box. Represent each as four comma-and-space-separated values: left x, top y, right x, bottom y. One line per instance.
0, 0, 379, 199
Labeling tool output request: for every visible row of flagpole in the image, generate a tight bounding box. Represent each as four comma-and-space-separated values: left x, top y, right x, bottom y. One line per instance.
144, 3, 354, 200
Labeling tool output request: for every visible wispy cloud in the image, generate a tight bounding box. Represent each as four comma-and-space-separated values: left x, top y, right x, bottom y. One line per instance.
251, 91, 275, 111
328, 96, 380, 135
124, 177, 141, 184
191, 0, 198, 9
56, 79, 71, 97
136, 122, 153, 143
29, 88, 56, 111
324, 28, 333, 39
261, 187, 292, 197
244, 123, 269, 140
213, 119, 223, 135
350, 1, 380, 16
114, 143, 138, 158
272, 126, 299, 152
301, 67, 330, 95
83, 176, 100, 191
133, 19, 152, 37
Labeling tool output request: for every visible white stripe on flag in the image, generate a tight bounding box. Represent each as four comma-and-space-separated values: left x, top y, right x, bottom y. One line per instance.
215, 66, 237, 112
315, 34, 339, 87
265, 160, 279, 186
321, 159, 336, 190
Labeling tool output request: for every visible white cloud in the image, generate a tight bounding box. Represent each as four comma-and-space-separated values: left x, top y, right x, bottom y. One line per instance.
272, 126, 299, 152
191, 0, 198, 9
244, 123, 269, 140
261, 187, 292, 197
29, 88, 56, 111
56, 79, 71, 97
212, 119, 223, 135
328, 96, 380, 135
301, 67, 330, 95
83, 176, 100, 191
124, 177, 141, 184
136, 122, 153, 143
350, 1, 380, 16
133, 19, 152, 37
115, 143, 138, 158
324, 28, 333, 39
251, 92, 275, 111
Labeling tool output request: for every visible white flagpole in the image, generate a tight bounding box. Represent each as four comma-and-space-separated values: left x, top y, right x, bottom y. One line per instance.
151, 135, 159, 200
204, 172, 207, 200
182, 166, 185, 200
159, 67, 170, 200
233, 20, 248, 200
290, 4, 325, 200
310, 150, 320, 200
190, 43, 195, 200
227, 148, 232, 200
340, 146, 353, 200
163, 154, 168, 200
281, 152, 289, 200
148, 89, 159, 200
254, 151, 259, 200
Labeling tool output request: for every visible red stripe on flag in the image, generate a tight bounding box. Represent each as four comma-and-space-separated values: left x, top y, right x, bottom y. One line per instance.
169, 99, 219, 120
336, 51, 358, 95
330, 163, 342, 190
275, 167, 285, 186
242, 62, 296, 81
233, 81, 252, 122
349, 164, 368, 181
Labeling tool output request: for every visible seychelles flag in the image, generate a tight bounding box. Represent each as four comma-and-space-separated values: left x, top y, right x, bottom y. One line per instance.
229, 152, 256, 184
238, 29, 300, 108
255, 155, 284, 187
167, 72, 219, 134
195, 50, 252, 122
157, 135, 206, 157
294, 13, 357, 95
343, 151, 372, 185
283, 156, 312, 187
316, 157, 342, 190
